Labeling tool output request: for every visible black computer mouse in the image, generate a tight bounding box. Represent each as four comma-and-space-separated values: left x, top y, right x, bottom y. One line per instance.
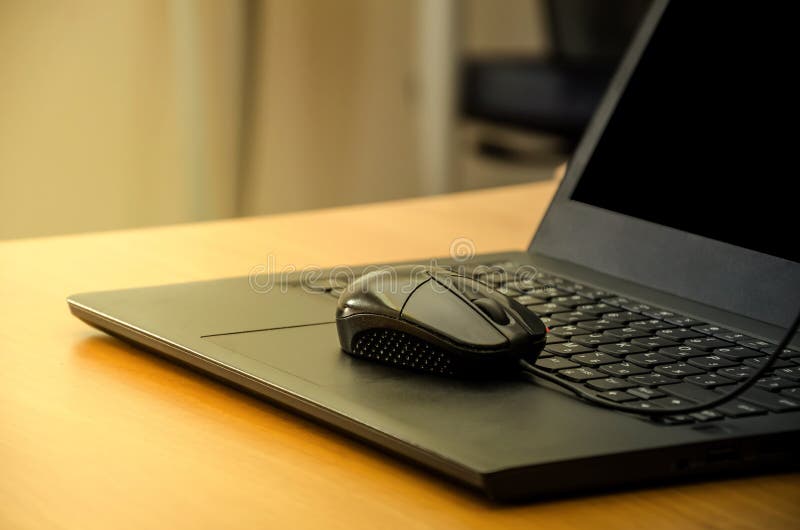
336, 266, 547, 378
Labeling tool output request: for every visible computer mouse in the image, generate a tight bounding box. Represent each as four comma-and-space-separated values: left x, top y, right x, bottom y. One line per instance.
336, 266, 547, 378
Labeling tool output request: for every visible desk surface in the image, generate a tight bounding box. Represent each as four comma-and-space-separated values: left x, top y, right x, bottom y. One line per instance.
2, 181, 798, 529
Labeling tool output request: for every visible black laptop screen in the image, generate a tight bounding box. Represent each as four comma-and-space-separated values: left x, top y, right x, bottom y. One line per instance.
570, 3, 797, 263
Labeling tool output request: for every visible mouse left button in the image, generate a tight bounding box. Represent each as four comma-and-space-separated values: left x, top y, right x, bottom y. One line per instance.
336, 269, 422, 319
400, 279, 507, 348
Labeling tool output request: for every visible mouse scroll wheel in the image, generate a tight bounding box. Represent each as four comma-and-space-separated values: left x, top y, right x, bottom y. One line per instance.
472, 298, 510, 325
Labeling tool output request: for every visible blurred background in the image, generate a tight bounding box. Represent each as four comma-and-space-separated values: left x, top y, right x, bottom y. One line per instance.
0, 0, 648, 240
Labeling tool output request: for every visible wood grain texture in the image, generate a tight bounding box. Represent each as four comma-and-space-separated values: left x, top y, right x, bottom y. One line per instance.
1, 180, 798, 530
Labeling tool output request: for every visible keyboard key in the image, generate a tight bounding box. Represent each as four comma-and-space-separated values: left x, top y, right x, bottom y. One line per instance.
660, 382, 718, 402
550, 279, 583, 290
629, 373, 680, 386
603, 311, 646, 323
550, 311, 595, 323
655, 363, 706, 377
626, 352, 673, 367
715, 400, 767, 418
586, 377, 636, 391
534, 357, 579, 372
573, 288, 608, 300
762, 345, 800, 357
632, 336, 679, 349
601, 362, 650, 377
682, 337, 734, 351
692, 324, 731, 335
738, 339, 772, 350
755, 342, 798, 356
717, 366, 756, 381
575, 303, 616, 315
657, 328, 703, 340
606, 327, 651, 340
561, 277, 589, 288
556, 283, 586, 294
621, 302, 658, 314
685, 373, 734, 388
628, 386, 666, 400
714, 332, 754, 343
484, 260, 519, 271
545, 342, 593, 356
658, 414, 695, 425
558, 367, 607, 382
557, 279, 587, 289
531, 271, 555, 283
652, 396, 695, 409
690, 410, 724, 422
528, 287, 569, 299
598, 342, 648, 356
528, 303, 568, 315
665, 316, 705, 327
630, 319, 676, 332
627, 401, 661, 411
539, 316, 566, 328
687, 355, 738, 370
778, 348, 800, 358
659, 345, 708, 360
545, 333, 567, 344
713, 346, 762, 361
496, 285, 523, 297
549, 279, 583, 292
781, 387, 800, 398
598, 390, 637, 402
642, 309, 677, 320
549, 325, 583, 338
514, 294, 545, 306
551, 295, 594, 308
602, 297, 634, 307
737, 387, 800, 412
551, 278, 584, 288
743, 357, 793, 369
506, 279, 537, 292
755, 377, 797, 391
571, 333, 619, 347
527, 272, 557, 282
774, 366, 800, 381
474, 269, 511, 285
571, 352, 618, 366
576, 319, 623, 332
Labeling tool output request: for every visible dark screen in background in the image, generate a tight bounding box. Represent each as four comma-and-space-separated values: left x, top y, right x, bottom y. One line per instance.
571, 3, 797, 263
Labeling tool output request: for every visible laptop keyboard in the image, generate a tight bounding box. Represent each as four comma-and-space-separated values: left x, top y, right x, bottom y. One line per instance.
474, 262, 800, 425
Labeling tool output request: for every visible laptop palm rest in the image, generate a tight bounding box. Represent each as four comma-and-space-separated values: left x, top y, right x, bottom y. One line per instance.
205, 323, 413, 386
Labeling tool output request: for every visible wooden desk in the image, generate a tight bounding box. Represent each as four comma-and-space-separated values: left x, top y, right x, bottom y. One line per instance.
2, 181, 798, 529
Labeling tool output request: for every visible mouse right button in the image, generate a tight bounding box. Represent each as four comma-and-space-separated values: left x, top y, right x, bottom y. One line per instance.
401, 279, 507, 348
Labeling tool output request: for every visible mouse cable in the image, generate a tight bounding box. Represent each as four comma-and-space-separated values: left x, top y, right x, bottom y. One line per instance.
521, 306, 800, 418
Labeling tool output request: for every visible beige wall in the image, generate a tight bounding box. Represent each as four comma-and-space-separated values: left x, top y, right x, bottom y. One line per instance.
0, 1, 244, 239
464, 0, 550, 56
242, 0, 421, 215
0, 0, 550, 240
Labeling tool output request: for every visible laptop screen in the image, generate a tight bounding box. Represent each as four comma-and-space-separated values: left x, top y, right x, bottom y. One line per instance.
570, 3, 796, 263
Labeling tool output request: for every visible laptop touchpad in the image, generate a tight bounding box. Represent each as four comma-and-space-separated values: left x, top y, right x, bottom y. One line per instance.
205, 322, 409, 386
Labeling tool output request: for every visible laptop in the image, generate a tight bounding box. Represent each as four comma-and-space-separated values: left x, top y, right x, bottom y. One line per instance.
68, 1, 800, 501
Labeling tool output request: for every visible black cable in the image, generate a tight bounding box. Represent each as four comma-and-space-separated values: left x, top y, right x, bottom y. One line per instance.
521, 307, 800, 418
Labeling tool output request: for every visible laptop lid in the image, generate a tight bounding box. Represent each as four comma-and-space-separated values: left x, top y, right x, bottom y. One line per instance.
530, 0, 800, 328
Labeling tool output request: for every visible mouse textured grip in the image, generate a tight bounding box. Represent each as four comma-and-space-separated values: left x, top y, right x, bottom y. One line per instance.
350, 329, 455, 376
348, 328, 526, 378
